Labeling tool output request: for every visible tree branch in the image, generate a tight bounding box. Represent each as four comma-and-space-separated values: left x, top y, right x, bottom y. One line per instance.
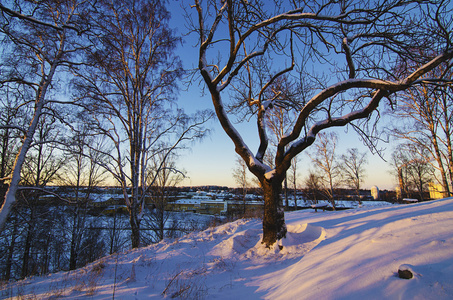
0, 4, 79, 33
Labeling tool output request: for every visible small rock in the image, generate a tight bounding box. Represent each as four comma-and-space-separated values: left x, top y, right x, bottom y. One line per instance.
398, 264, 414, 279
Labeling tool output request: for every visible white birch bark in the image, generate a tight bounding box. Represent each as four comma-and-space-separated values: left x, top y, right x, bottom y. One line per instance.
0, 45, 63, 232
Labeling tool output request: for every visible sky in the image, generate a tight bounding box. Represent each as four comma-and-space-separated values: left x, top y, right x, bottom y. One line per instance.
177, 115, 397, 190
168, 1, 398, 190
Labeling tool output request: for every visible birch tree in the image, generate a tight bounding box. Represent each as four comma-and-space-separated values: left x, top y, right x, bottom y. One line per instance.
17, 114, 65, 278
264, 78, 299, 210
190, 0, 453, 247
75, 0, 211, 248
405, 145, 434, 201
0, 90, 25, 200
391, 145, 411, 200
304, 171, 321, 203
0, 0, 87, 232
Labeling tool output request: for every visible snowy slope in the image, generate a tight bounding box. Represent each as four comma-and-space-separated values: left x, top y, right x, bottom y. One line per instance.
2, 198, 453, 299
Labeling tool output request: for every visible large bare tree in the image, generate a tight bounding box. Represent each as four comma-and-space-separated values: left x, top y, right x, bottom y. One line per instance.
75, 0, 211, 248
190, 0, 453, 247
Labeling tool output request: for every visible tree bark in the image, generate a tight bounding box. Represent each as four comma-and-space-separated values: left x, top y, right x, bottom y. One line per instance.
0, 42, 62, 232
109, 208, 118, 255
261, 177, 287, 247
4, 212, 18, 280
130, 210, 141, 249
21, 215, 34, 278
69, 171, 81, 270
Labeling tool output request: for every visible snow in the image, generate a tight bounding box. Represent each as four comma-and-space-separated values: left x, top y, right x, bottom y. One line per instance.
264, 169, 276, 180
2, 198, 453, 299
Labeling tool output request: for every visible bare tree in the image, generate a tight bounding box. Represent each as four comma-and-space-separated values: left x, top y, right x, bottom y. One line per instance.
17, 114, 65, 278
74, 0, 211, 248
20, 114, 65, 188
391, 143, 434, 201
405, 147, 434, 201
309, 132, 340, 209
0, 0, 88, 232
145, 151, 186, 243
391, 145, 411, 200
232, 155, 250, 215
340, 148, 368, 204
391, 65, 453, 196
0, 90, 25, 201
263, 75, 301, 210
190, 0, 452, 247
57, 125, 108, 270
304, 171, 321, 203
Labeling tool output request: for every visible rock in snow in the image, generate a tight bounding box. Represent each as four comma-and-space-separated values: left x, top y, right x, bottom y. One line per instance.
398, 264, 414, 279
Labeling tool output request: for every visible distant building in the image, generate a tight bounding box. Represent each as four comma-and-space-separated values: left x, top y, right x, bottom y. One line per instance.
395, 186, 402, 200
428, 182, 449, 199
371, 186, 379, 200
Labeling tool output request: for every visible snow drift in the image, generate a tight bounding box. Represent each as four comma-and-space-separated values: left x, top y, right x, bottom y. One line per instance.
2, 198, 453, 299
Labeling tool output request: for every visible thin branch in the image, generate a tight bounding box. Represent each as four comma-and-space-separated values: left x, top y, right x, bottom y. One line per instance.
0, 125, 26, 134
17, 186, 76, 204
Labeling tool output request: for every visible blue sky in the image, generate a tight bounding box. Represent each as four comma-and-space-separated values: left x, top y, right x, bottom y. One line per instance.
173, 58, 397, 190
169, 1, 397, 190
177, 116, 397, 190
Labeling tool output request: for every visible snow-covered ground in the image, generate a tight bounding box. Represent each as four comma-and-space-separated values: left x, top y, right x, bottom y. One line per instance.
2, 198, 453, 299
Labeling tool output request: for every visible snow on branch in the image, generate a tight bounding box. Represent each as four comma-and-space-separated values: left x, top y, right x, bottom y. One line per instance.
404, 50, 453, 84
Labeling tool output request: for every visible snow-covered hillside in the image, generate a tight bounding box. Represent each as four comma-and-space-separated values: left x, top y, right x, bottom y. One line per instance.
2, 198, 453, 299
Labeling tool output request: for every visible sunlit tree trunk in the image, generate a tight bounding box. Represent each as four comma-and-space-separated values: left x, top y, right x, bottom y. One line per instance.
0, 91, 48, 232
261, 177, 286, 247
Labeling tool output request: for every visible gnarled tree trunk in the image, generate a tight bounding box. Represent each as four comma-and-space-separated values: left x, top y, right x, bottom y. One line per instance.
261, 177, 287, 247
